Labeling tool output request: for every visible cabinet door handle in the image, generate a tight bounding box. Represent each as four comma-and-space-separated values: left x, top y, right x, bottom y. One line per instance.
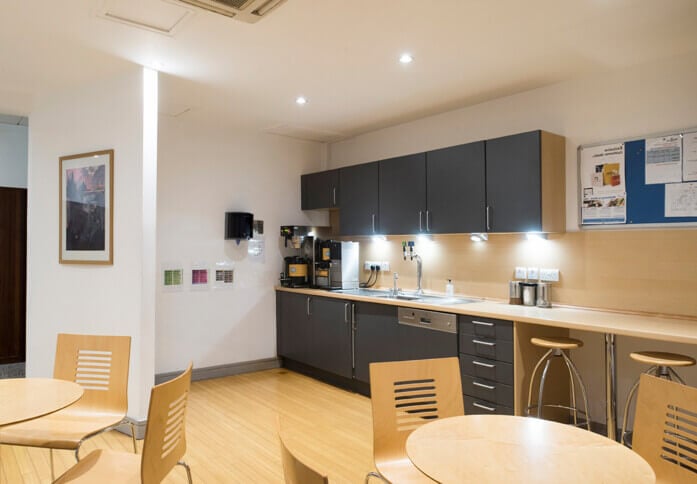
351, 303, 356, 369
472, 339, 495, 347
426, 210, 430, 231
306, 297, 312, 316
472, 360, 495, 369
372, 214, 376, 233
486, 205, 491, 231
473, 402, 496, 412
419, 211, 423, 232
472, 381, 495, 391
333, 187, 337, 206
472, 320, 494, 327
344, 303, 349, 324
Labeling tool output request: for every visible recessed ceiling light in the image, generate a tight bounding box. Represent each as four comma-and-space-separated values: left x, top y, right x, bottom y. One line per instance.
295, 96, 307, 105
399, 53, 413, 64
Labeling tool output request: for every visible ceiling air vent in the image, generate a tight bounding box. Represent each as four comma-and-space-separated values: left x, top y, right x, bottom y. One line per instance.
173, 0, 287, 23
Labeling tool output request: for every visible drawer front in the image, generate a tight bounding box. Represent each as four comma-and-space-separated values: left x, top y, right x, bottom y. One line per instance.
459, 334, 513, 363
462, 375, 514, 407
459, 316, 513, 341
459, 354, 513, 386
464, 395, 514, 416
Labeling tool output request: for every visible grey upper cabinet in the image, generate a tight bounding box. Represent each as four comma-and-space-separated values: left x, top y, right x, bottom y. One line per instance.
301, 169, 339, 210
427, 142, 486, 233
485, 130, 565, 233
339, 162, 379, 235
378, 153, 426, 235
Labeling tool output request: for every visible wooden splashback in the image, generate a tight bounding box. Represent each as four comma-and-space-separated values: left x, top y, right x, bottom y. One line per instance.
348, 229, 697, 318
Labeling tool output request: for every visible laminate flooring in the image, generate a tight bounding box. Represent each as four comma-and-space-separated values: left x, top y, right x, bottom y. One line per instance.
0, 369, 375, 483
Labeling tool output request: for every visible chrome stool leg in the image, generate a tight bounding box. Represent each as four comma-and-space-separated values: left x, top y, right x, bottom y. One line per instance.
562, 352, 591, 431
527, 348, 553, 416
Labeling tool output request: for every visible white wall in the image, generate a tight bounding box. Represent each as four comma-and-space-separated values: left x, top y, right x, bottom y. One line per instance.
330, 51, 697, 232
0, 123, 28, 188
328, 51, 697, 426
156, 112, 325, 374
27, 67, 155, 421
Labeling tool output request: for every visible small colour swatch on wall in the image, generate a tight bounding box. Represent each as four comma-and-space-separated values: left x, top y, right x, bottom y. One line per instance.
192, 269, 208, 285
213, 261, 234, 289
164, 269, 183, 286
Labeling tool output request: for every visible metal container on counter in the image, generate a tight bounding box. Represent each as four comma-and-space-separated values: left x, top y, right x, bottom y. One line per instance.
521, 282, 538, 306
536, 282, 552, 308
509, 281, 522, 305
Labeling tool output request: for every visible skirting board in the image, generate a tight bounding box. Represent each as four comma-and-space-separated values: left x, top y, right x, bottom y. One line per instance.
118, 357, 281, 440
154, 357, 281, 385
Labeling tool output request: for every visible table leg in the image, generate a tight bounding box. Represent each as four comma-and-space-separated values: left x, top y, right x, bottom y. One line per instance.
605, 333, 617, 440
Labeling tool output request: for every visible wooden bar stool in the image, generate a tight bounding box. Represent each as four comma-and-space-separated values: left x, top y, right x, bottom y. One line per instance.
621, 351, 696, 447
526, 336, 591, 430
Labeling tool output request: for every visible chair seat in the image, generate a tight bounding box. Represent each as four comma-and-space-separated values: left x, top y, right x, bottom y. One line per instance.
376, 458, 436, 483
530, 336, 583, 350
0, 408, 124, 449
54, 449, 140, 483
630, 351, 696, 367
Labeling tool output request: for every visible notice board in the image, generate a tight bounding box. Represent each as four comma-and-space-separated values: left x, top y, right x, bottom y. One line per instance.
579, 129, 697, 227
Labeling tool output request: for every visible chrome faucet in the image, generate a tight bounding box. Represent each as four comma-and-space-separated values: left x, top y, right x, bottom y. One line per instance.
414, 254, 423, 295
392, 272, 399, 296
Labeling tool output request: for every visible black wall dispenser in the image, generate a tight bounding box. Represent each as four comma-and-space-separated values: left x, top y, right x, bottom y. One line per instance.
225, 212, 253, 244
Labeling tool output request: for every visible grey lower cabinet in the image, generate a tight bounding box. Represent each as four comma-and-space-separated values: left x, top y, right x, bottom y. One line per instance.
277, 292, 352, 378
277, 292, 459, 392
459, 315, 515, 415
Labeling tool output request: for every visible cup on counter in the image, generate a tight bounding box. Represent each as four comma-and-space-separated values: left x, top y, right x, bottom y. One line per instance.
521, 282, 538, 306
509, 281, 522, 305
536, 282, 552, 308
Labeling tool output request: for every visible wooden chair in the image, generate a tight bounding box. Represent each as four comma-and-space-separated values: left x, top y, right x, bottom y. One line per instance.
633, 373, 697, 483
366, 357, 464, 483
0, 333, 134, 479
278, 419, 328, 484
54, 362, 194, 483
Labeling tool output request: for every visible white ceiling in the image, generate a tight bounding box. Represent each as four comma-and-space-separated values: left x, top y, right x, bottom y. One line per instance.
1, 0, 696, 141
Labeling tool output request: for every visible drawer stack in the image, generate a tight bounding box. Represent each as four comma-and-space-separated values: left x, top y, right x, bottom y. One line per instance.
459, 315, 514, 415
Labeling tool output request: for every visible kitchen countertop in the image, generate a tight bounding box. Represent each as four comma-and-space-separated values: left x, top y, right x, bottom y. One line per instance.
276, 286, 697, 344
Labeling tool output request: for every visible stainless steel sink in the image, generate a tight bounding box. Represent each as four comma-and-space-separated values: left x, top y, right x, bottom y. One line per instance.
329, 288, 479, 305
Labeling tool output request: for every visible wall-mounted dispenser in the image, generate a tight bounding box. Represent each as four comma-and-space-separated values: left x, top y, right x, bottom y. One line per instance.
225, 212, 253, 244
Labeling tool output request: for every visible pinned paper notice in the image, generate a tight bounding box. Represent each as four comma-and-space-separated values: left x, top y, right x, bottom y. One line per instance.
646, 135, 682, 184
665, 182, 697, 217
683, 131, 697, 182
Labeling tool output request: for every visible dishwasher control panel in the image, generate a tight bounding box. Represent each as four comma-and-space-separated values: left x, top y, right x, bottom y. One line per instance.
397, 307, 457, 334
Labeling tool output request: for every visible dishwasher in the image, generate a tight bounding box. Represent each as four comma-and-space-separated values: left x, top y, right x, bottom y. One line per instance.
397, 307, 458, 360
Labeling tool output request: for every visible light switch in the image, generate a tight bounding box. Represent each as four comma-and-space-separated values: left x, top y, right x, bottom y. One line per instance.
527, 267, 539, 280
515, 267, 527, 279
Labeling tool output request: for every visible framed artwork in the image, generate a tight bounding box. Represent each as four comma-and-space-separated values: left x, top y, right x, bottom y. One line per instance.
59, 149, 114, 264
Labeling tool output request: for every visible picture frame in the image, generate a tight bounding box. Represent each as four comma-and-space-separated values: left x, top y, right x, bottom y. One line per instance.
59, 149, 114, 264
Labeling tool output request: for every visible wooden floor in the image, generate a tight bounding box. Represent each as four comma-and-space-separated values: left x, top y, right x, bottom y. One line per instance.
0, 369, 375, 483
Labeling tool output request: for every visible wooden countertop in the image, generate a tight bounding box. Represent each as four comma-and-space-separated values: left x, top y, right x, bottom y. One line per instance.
276, 286, 697, 344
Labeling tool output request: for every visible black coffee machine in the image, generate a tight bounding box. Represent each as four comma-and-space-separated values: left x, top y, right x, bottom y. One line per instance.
282, 255, 309, 287
279, 225, 314, 287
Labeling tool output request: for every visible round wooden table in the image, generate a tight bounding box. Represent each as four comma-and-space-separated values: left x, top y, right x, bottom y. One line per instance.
0, 378, 83, 426
406, 415, 655, 483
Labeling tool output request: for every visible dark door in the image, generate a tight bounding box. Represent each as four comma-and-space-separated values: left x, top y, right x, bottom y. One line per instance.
309, 297, 352, 378
339, 162, 379, 235
301, 170, 339, 210
379, 153, 426, 235
276, 292, 311, 364
485, 131, 542, 232
353, 302, 400, 383
0, 187, 26, 364
427, 142, 486, 233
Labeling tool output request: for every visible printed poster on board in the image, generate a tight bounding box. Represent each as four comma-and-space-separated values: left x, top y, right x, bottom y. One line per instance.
581, 143, 626, 224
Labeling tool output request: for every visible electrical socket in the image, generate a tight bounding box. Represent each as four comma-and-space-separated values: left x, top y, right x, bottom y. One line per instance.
539, 268, 560, 282
527, 267, 539, 280
514, 267, 527, 279
364, 261, 391, 271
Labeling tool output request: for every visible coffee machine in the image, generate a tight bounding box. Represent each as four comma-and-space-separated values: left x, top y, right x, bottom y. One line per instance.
314, 240, 360, 290
279, 226, 315, 287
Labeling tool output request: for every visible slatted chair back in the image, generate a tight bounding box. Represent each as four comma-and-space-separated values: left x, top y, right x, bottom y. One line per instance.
141, 362, 193, 484
53, 333, 131, 414
369, 357, 464, 463
633, 373, 697, 483
278, 419, 329, 484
